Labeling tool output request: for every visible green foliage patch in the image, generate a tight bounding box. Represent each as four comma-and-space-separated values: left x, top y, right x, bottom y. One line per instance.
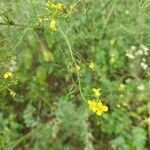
0, 0, 150, 149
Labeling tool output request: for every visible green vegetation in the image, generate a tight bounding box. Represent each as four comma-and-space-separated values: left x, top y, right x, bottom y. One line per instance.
0, 0, 150, 149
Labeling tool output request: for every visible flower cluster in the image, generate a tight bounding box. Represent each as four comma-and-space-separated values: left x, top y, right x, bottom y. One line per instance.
88, 62, 95, 70
54, 3, 62, 12
87, 100, 108, 116
9, 90, 16, 97
49, 19, 57, 31
45, 0, 63, 31
3, 72, 13, 79
45, 1, 62, 12
3, 71, 17, 97
126, 44, 149, 70
118, 83, 125, 91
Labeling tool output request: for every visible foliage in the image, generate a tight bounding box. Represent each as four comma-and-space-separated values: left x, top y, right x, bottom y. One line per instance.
0, 0, 150, 149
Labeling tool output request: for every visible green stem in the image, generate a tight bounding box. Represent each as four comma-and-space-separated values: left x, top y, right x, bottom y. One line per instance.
58, 25, 86, 101
0, 22, 30, 27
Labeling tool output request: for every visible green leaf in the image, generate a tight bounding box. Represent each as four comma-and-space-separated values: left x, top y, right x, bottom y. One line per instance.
43, 50, 54, 62
22, 48, 33, 69
36, 66, 47, 84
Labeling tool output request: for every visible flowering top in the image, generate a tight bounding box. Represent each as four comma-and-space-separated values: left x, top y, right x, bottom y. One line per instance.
118, 83, 125, 91
88, 62, 95, 70
49, 19, 57, 31
3, 72, 13, 79
46, 1, 63, 13
54, 3, 62, 12
92, 88, 101, 97
76, 65, 81, 71
87, 100, 108, 116
110, 39, 115, 46
45, 1, 63, 32
10, 90, 16, 97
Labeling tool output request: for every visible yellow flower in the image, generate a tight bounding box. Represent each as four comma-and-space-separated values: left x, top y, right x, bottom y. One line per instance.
87, 100, 93, 105
110, 57, 116, 64
102, 105, 108, 112
88, 100, 97, 112
110, 39, 115, 46
49, 20, 57, 31
118, 83, 125, 91
54, 3, 62, 12
10, 91, 16, 97
76, 65, 80, 71
87, 100, 108, 116
4, 72, 13, 79
125, 10, 129, 15
97, 101, 102, 107
117, 104, 121, 108
88, 62, 95, 70
96, 110, 103, 116
92, 88, 101, 97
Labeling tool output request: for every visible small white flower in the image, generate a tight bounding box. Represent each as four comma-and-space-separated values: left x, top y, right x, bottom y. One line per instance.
126, 53, 135, 59
140, 62, 148, 70
140, 44, 149, 52
137, 84, 145, 91
10, 59, 17, 65
125, 78, 131, 83
9, 66, 17, 72
135, 50, 143, 56
142, 58, 146, 62
144, 51, 148, 56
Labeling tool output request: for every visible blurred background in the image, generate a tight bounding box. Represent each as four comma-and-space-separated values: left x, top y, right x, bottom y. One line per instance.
0, 0, 150, 149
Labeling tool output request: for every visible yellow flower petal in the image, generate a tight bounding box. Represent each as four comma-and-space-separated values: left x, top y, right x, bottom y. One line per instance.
49, 20, 57, 31
4, 72, 13, 79
87, 99, 108, 116
92, 106, 98, 112
89, 62, 95, 69
118, 83, 125, 91
76, 65, 80, 71
97, 101, 102, 107
54, 3, 62, 12
4, 74, 9, 79
96, 110, 103, 116
92, 88, 101, 97
8, 72, 13, 77
102, 105, 108, 112
87, 100, 92, 105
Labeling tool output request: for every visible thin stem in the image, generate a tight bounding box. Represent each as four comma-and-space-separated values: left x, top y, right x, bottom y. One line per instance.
100, 0, 116, 39
0, 22, 31, 28
58, 25, 86, 102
